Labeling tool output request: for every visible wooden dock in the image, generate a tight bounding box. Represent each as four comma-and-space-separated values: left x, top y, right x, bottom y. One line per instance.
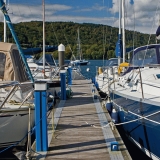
32, 79, 131, 160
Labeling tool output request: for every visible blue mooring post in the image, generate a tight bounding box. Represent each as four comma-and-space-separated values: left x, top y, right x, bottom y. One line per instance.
60, 70, 66, 100
34, 81, 48, 151
68, 66, 72, 85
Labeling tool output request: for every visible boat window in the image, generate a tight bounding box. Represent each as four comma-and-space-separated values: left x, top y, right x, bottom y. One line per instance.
130, 48, 157, 66
156, 74, 160, 79
106, 58, 123, 66
0, 52, 6, 79
38, 54, 55, 66
11, 49, 29, 82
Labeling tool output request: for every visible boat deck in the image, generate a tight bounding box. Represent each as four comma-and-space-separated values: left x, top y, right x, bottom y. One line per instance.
32, 79, 131, 160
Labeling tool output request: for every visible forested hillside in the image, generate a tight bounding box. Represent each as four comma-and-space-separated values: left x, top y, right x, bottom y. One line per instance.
0, 21, 156, 59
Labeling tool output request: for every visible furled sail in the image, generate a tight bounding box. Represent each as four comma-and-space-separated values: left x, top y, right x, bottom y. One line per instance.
156, 25, 160, 39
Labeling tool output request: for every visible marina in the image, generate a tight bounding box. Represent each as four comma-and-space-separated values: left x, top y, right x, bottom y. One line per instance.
0, 0, 159, 159
31, 79, 131, 160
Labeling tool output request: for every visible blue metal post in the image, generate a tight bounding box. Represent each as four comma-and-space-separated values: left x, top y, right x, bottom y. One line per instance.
41, 91, 48, 151
67, 66, 72, 85
34, 91, 42, 151
34, 81, 48, 151
60, 70, 66, 100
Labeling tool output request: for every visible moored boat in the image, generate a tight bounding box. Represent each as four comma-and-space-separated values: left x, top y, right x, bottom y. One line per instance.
0, 42, 35, 147
109, 44, 160, 160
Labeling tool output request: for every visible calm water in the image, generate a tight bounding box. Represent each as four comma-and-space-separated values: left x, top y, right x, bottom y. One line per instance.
78, 60, 104, 79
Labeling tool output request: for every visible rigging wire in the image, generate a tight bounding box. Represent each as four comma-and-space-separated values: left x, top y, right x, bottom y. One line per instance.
147, 1, 160, 45
50, 22, 59, 45
102, 0, 105, 67
58, 23, 75, 61
9, 1, 59, 47
8, 3, 41, 49
105, 0, 116, 61
141, 0, 160, 67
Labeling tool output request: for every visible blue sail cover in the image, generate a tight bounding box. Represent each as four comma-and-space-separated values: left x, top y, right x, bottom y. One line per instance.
115, 34, 122, 57
156, 25, 160, 37
23, 46, 58, 55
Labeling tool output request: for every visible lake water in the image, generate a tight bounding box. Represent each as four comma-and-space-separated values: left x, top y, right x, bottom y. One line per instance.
78, 60, 104, 79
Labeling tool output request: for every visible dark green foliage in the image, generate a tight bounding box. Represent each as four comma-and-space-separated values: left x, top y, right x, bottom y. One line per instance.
0, 21, 156, 60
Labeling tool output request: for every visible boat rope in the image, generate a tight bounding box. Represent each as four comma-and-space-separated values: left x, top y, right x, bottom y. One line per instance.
112, 102, 160, 125
85, 121, 110, 129
0, 101, 54, 155
85, 101, 160, 129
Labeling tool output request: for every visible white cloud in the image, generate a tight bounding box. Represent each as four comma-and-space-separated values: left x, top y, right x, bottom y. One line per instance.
0, 1, 160, 34
109, 0, 160, 33
0, 3, 72, 22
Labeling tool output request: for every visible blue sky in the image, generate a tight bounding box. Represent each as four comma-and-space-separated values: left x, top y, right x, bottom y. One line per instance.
1, 0, 160, 34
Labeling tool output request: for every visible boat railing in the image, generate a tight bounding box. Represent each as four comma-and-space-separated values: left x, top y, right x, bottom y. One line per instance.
51, 66, 61, 79
145, 64, 160, 67
0, 81, 19, 89
138, 67, 144, 99
0, 81, 20, 109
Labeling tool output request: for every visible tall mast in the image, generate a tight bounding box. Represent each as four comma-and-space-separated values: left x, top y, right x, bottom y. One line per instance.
115, 0, 122, 66
77, 28, 81, 60
4, 0, 6, 42
42, 0, 45, 78
122, 0, 125, 63
118, 0, 122, 65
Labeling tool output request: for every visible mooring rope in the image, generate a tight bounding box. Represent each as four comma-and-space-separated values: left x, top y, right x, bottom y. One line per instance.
85, 103, 160, 129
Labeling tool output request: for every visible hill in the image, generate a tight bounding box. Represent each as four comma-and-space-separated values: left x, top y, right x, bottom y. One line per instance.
0, 21, 156, 59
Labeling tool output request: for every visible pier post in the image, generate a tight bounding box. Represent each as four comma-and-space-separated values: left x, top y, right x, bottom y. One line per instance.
60, 70, 66, 100
34, 81, 48, 151
67, 66, 72, 85
58, 44, 65, 70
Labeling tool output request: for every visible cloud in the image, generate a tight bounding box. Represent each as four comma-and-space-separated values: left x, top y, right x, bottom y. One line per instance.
0, 1, 159, 34
2, 3, 72, 22
109, 0, 160, 33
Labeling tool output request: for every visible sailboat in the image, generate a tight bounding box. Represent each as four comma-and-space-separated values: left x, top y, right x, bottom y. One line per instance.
70, 28, 89, 66
108, 1, 160, 159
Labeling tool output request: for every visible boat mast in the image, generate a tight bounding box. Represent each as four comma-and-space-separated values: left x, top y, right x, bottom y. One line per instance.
77, 28, 81, 60
118, 0, 122, 66
122, 0, 126, 63
42, 0, 45, 78
4, 0, 6, 42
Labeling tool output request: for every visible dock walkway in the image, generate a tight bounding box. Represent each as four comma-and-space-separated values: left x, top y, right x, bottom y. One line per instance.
33, 79, 131, 160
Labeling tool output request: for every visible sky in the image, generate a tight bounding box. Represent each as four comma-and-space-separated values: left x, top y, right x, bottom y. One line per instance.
0, 0, 160, 34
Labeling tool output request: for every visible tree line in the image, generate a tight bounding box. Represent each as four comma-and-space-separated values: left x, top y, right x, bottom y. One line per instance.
0, 21, 156, 60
